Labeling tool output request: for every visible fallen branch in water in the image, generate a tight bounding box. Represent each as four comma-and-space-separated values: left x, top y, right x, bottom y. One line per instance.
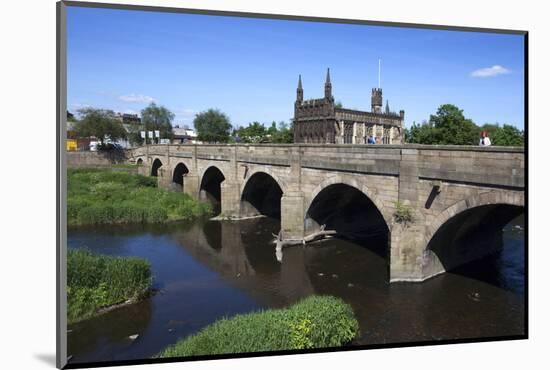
273, 224, 337, 249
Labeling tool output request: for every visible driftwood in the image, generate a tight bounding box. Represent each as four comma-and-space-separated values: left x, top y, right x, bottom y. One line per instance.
272, 224, 337, 250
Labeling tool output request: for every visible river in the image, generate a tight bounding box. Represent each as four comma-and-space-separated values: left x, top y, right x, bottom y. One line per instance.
66, 214, 525, 364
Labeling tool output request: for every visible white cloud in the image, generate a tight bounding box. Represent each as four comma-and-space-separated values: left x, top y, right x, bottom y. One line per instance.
69, 102, 90, 109
172, 108, 198, 126
174, 108, 196, 117
470, 65, 511, 78
118, 93, 155, 103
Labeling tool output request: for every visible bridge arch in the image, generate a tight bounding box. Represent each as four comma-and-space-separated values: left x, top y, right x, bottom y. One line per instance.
240, 171, 284, 219
305, 176, 390, 250
306, 175, 392, 226
151, 158, 163, 177
199, 166, 226, 215
423, 191, 524, 276
242, 167, 287, 195
172, 162, 190, 188
425, 191, 524, 246
136, 157, 144, 166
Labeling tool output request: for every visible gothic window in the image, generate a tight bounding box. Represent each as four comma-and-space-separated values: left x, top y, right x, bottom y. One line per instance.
383, 127, 390, 144
344, 122, 353, 144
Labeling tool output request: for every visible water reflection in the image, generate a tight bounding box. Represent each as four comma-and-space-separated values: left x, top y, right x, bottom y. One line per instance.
67, 214, 525, 364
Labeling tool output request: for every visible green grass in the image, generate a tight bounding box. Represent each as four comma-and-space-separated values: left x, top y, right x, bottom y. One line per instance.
67, 249, 152, 324
68, 168, 212, 225
157, 295, 359, 358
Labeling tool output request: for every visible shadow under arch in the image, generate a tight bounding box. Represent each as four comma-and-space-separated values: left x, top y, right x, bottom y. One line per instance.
172, 162, 189, 190
240, 172, 284, 219
202, 220, 222, 251
425, 203, 524, 280
199, 166, 225, 215
136, 158, 144, 166
239, 217, 282, 275
305, 182, 389, 259
151, 158, 162, 177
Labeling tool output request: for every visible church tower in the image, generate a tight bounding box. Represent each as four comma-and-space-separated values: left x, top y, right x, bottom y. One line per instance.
371, 88, 383, 113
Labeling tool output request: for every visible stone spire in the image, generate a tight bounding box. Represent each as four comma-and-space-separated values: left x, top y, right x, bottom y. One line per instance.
324, 68, 332, 99
296, 74, 303, 102
385, 100, 390, 114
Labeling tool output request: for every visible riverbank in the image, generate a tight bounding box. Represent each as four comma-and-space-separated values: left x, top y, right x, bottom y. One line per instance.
157, 295, 359, 358
67, 249, 152, 324
68, 168, 212, 225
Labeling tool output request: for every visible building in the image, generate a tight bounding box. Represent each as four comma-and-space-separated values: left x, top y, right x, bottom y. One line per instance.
293, 68, 404, 144
172, 126, 199, 144
115, 113, 141, 125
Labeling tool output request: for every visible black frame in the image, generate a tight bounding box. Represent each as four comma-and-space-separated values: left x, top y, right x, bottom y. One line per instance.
56, 1, 528, 369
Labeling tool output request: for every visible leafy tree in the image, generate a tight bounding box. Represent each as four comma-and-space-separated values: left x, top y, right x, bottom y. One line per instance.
74, 108, 127, 147
406, 104, 479, 145
271, 121, 294, 143
405, 120, 438, 144
141, 102, 175, 143
335, 101, 343, 109
194, 109, 232, 143
268, 121, 278, 136
429, 104, 479, 145
235, 122, 268, 143
481, 123, 524, 146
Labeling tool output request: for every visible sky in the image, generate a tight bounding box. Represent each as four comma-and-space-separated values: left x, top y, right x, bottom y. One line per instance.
67, 6, 525, 130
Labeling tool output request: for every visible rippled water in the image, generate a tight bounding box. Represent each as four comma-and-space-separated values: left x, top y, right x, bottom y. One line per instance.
67, 214, 525, 364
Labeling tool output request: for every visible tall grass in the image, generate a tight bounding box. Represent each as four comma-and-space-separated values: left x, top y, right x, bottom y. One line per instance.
67, 249, 152, 324
68, 168, 212, 225
157, 295, 359, 358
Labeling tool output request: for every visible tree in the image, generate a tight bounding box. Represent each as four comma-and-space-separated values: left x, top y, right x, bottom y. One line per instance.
405, 105, 524, 147
75, 108, 127, 147
268, 121, 278, 136
405, 120, 438, 144
482, 123, 524, 146
141, 102, 175, 143
235, 121, 268, 143
271, 121, 294, 143
194, 109, 232, 143
406, 104, 478, 145
429, 104, 479, 145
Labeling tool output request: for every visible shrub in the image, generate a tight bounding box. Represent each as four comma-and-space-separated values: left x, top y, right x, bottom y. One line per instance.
67, 168, 211, 225
67, 249, 152, 323
157, 295, 359, 358
394, 201, 414, 224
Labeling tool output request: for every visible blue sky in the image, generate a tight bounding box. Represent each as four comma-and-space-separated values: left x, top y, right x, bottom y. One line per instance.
67, 6, 525, 129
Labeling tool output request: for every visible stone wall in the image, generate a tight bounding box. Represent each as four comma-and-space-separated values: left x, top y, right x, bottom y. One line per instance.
128, 144, 525, 282
67, 150, 131, 167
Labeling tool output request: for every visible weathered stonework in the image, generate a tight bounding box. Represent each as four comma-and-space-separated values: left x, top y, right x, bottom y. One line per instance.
129, 143, 525, 283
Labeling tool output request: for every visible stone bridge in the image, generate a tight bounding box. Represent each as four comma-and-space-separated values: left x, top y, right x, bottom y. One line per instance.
129, 144, 525, 283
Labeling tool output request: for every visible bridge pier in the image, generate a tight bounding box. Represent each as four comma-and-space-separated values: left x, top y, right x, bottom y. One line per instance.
157, 167, 172, 190
280, 191, 305, 240
137, 163, 148, 176
220, 180, 241, 218
182, 174, 200, 199
389, 224, 437, 282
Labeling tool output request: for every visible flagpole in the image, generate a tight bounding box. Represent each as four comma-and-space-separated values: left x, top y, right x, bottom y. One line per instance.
378, 59, 381, 88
